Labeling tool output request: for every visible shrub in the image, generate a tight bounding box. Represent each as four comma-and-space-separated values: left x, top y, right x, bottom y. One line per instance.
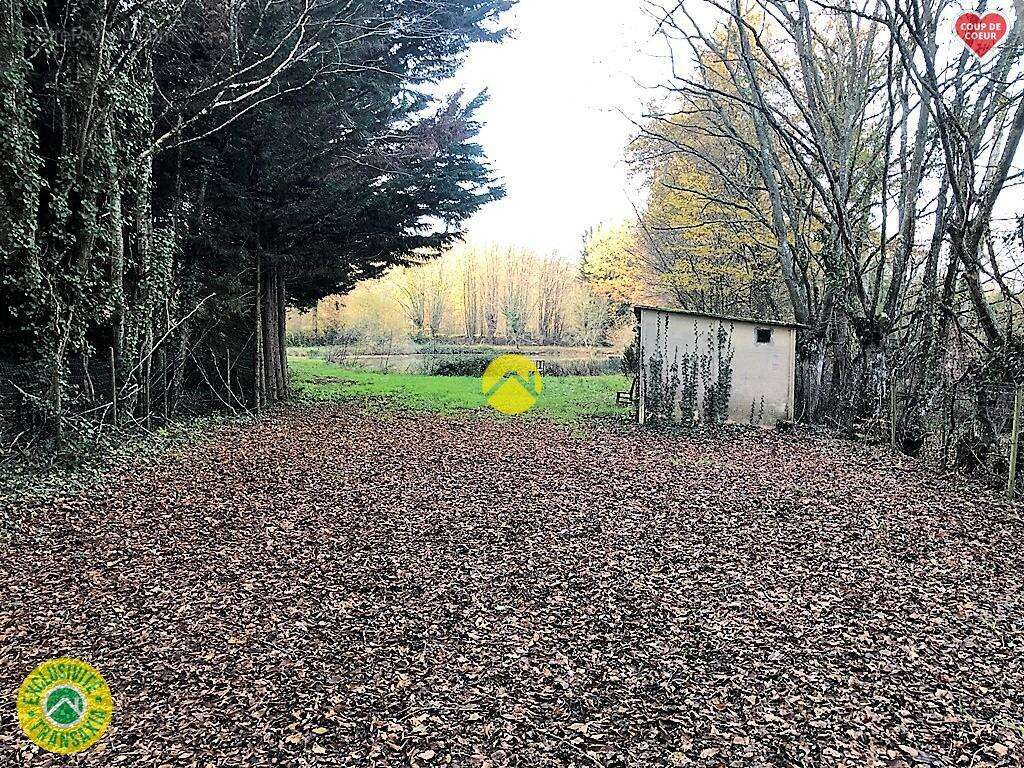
420, 355, 492, 377
541, 359, 621, 377
699, 323, 735, 424
643, 315, 683, 423
621, 333, 639, 377
419, 355, 621, 377
415, 341, 504, 357
286, 327, 358, 347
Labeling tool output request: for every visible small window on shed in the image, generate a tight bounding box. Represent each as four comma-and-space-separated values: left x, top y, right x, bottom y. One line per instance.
756, 328, 773, 344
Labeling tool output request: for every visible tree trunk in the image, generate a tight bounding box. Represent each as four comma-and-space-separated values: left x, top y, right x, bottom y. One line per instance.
254, 250, 265, 412
277, 268, 288, 399
259, 263, 289, 404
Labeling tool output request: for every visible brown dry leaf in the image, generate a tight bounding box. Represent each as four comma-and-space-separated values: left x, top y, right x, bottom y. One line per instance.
2, 404, 1023, 766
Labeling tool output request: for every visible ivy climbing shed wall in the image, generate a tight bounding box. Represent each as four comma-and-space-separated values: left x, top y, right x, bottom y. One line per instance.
635, 306, 798, 426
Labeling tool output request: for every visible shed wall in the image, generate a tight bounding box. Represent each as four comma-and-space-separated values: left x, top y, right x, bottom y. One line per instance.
638, 310, 796, 425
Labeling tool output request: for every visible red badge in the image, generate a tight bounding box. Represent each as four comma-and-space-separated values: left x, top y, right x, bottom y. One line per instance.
955, 12, 1008, 58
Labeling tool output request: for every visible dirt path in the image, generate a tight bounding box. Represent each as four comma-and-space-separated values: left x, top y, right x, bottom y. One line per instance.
2, 404, 1022, 766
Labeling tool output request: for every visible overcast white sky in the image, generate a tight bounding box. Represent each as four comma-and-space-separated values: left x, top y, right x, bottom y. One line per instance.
457, 0, 670, 259
456, 1, 1022, 259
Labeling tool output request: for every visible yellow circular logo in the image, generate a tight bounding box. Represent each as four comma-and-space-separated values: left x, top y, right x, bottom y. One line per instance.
481, 354, 543, 415
17, 658, 113, 754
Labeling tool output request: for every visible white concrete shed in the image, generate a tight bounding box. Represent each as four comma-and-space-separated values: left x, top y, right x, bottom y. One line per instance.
635, 306, 799, 426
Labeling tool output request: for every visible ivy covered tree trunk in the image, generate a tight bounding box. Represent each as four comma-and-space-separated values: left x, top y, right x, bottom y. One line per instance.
0, 1, 167, 432
851, 317, 889, 425
0, 0, 42, 353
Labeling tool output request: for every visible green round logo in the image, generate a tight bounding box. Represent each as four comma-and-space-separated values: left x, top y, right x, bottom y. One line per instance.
17, 658, 113, 754
44, 685, 86, 727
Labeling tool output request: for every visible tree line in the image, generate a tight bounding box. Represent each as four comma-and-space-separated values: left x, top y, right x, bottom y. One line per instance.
0, 0, 511, 442
288, 243, 619, 348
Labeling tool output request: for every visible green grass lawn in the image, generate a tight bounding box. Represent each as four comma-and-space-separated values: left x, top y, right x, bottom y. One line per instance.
290, 357, 630, 422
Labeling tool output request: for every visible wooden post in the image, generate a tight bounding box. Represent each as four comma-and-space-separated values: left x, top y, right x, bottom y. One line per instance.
110, 346, 117, 426
637, 358, 646, 426
1007, 386, 1022, 500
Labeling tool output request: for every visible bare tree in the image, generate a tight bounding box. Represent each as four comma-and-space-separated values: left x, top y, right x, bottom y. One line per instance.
641, 0, 949, 422
428, 263, 449, 338
460, 249, 480, 340
397, 267, 429, 334
573, 289, 610, 347
480, 245, 502, 340
537, 255, 571, 344
500, 248, 533, 345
